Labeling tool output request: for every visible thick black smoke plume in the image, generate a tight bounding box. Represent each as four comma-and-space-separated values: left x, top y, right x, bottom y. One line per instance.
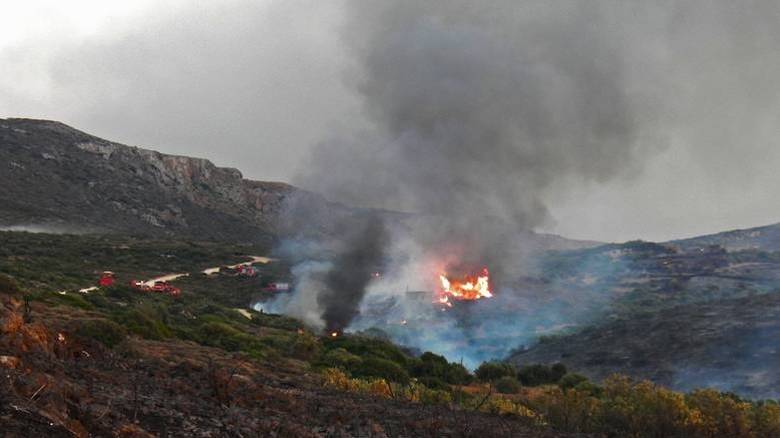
318, 214, 388, 332
296, 0, 665, 276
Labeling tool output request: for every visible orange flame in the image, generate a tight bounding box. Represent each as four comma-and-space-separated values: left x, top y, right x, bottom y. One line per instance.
437, 267, 492, 306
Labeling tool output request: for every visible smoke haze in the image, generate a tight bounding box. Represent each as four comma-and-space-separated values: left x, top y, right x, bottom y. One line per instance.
3, 1, 780, 241
266, 1, 780, 365
299, 0, 661, 232
319, 215, 388, 332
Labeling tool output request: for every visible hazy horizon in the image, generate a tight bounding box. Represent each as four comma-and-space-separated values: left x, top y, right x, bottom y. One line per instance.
3, 1, 780, 243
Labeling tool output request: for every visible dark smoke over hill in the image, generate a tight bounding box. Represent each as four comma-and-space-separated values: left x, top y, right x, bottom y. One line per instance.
277, 0, 665, 345
272, 0, 780, 371
319, 215, 389, 332
301, 1, 661, 232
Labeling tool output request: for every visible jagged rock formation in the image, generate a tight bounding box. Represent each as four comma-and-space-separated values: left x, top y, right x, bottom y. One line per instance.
0, 118, 345, 243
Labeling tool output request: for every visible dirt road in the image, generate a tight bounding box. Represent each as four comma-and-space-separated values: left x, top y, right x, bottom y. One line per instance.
71, 255, 275, 293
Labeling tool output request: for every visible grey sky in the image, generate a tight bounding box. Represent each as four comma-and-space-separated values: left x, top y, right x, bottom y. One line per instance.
2, 1, 780, 243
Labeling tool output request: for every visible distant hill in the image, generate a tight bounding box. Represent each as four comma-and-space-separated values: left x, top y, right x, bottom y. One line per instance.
0, 118, 598, 253
0, 118, 352, 243
509, 238, 780, 399
672, 222, 780, 251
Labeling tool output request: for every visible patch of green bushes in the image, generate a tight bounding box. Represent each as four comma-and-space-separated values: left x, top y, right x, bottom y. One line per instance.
417, 376, 451, 391
113, 305, 172, 340
319, 347, 363, 369
323, 335, 409, 366
559, 373, 590, 390
517, 363, 567, 386
409, 351, 472, 385
475, 361, 517, 382
288, 332, 321, 361
73, 318, 127, 348
50, 292, 95, 310
495, 376, 522, 394
354, 357, 410, 384
198, 321, 255, 351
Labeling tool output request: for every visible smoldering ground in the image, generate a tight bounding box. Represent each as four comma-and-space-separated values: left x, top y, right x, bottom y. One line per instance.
257, 209, 389, 332
296, 0, 664, 281
263, 0, 780, 366
277, 0, 658, 343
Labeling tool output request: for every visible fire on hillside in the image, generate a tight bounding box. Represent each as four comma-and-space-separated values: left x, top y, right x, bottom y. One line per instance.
437, 267, 493, 307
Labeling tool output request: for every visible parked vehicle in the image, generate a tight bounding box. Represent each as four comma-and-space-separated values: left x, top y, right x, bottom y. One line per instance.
151, 280, 181, 296
262, 282, 290, 293
98, 271, 116, 287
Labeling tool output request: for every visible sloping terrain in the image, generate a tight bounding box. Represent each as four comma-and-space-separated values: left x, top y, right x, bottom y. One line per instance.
0, 231, 586, 437
0, 118, 349, 243
1, 294, 569, 438
5, 231, 780, 437
673, 222, 780, 251
0, 118, 602, 256
510, 239, 780, 399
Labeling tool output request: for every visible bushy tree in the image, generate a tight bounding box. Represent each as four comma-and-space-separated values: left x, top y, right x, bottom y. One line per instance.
289, 332, 321, 361
494, 376, 522, 394
321, 347, 363, 370
475, 361, 516, 382
74, 318, 127, 348
518, 363, 567, 386
417, 376, 450, 391
686, 388, 752, 437
551, 363, 567, 380
355, 357, 410, 384
558, 373, 589, 390
410, 352, 472, 385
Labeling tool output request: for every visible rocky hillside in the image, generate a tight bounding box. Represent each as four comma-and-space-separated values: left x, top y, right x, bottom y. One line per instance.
1, 118, 601, 254
0, 118, 349, 243
672, 222, 780, 251
510, 238, 780, 399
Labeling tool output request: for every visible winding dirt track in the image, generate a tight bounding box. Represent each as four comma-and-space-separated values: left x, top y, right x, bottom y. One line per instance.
72, 256, 276, 293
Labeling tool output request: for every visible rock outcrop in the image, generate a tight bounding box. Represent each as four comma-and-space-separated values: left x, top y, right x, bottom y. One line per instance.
0, 118, 346, 243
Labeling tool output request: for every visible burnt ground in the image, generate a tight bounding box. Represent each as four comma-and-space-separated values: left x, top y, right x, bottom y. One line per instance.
511, 288, 780, 400
0, 294, 581, 438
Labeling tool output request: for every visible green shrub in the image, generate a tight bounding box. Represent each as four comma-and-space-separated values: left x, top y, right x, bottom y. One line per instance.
444, 362, 473, 385
289, 332, 321, 361
74, 318, 127, 348
115, 307, 172, 340
324, 335, 409, 366
321, 347, 363, 370
354, 357, 410, 384
551, 363, 568, 380
475, 361, 516, 382
250, 313, 302, 331
258, 333, 292, 350
518, 363, 567, 386
419, 387, 452, 405
51, 292, 95, 310
199, 321, 248, 351
104, 285, 139, 302
559, 373, 589, 390
83, 292, 111, 309
409, 352, 473, 385
495, 376, 522, 394
417, 376, 450, 391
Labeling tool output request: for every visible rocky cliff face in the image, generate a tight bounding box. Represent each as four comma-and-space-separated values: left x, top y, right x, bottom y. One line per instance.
0, 118, 346, 243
